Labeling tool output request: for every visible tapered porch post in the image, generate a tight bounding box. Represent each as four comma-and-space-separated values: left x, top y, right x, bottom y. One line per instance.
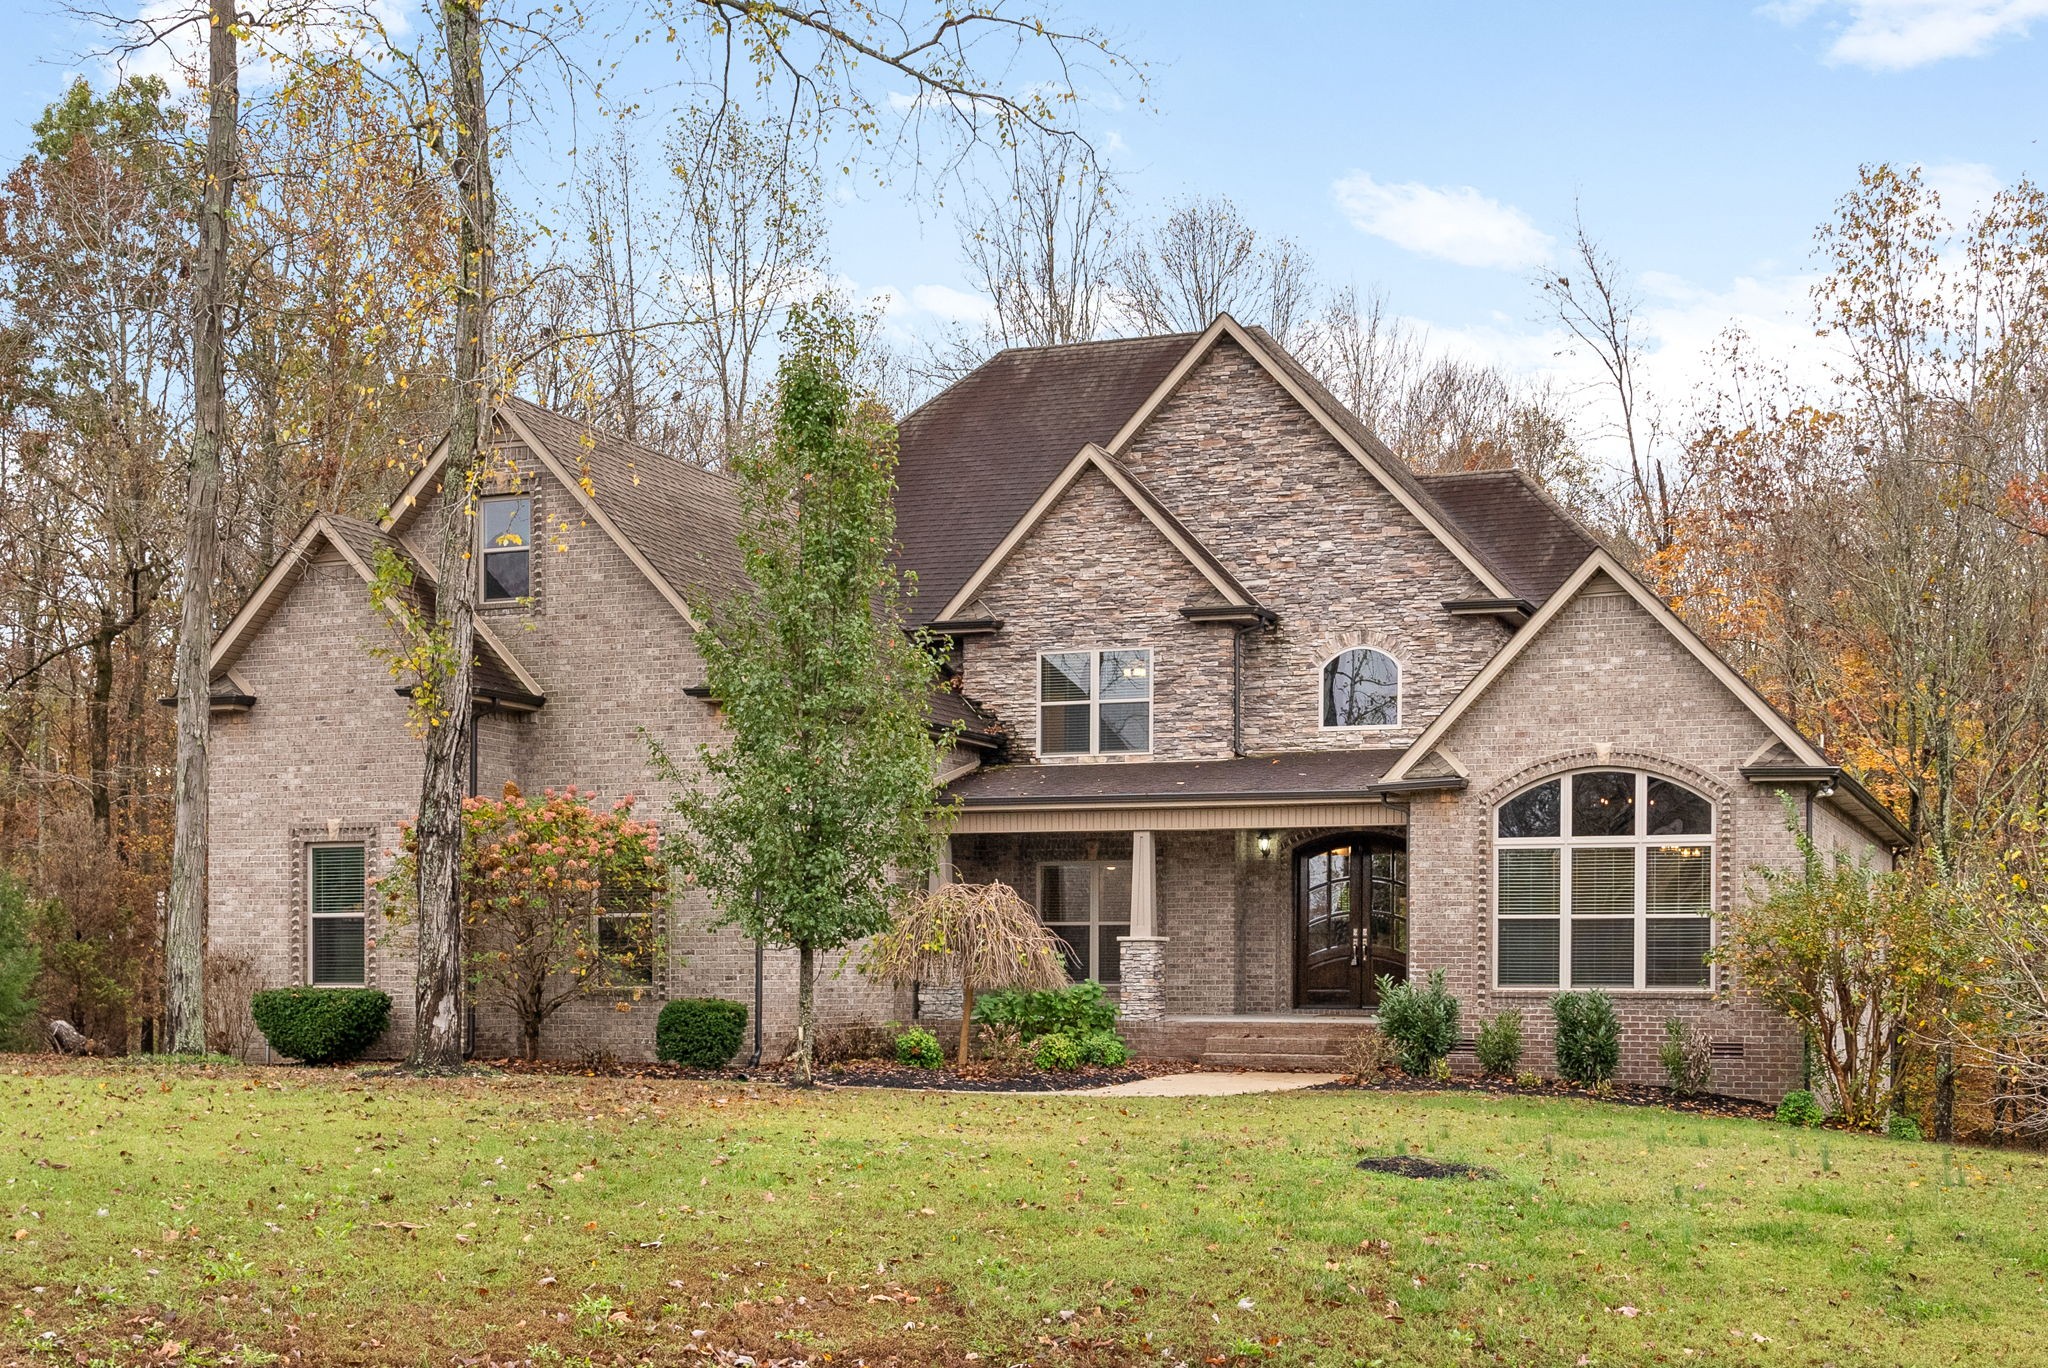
1119, 829, 1167, 1020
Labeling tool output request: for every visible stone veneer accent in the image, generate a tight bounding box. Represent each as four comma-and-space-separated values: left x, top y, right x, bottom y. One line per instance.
1115, 937, 1168, 1019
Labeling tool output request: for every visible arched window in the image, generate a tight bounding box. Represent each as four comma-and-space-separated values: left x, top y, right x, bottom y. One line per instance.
1322, 648, 1400, 728
1494, 770, 1713, 990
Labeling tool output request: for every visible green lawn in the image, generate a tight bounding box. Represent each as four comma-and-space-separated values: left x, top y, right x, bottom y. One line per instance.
4, 1060, 2043, 1367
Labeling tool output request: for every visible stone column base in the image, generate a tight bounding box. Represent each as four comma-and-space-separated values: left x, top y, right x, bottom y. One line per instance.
1117, 936, 1169, 1020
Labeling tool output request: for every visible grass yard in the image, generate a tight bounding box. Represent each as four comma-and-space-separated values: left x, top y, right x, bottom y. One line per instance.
3, 1060, 2043, 1367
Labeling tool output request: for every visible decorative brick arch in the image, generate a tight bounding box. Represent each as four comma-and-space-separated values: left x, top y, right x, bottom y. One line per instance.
1480, 748, 1731, 809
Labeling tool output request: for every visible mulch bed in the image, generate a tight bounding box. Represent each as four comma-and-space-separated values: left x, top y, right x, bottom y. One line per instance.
1314, 1070, 1779, 1121
1355, 1154, 1498, 1179
480, 1055, 1192, 1092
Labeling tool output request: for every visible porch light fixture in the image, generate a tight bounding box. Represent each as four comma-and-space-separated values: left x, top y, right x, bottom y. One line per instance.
1256, 832, 1273, 857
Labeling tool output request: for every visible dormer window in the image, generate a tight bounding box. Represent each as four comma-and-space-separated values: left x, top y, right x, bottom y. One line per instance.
480, 496, 531, 602
1322, 647, 1400, 728
1039, 648, 1151, 755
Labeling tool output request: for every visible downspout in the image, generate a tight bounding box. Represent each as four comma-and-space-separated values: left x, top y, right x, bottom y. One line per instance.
1231, 625, 1248, 757
748, 936, 765, 1068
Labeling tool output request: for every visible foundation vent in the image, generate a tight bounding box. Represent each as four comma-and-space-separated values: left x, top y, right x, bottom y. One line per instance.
1710, 1041, 1746, 1060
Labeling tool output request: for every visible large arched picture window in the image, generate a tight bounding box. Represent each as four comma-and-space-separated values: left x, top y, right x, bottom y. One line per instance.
1493, 769, 1713, 990
1322, 648, 1400, 728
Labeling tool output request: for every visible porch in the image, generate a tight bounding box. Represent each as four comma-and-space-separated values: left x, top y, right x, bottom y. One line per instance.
942, 751, 1421, 1061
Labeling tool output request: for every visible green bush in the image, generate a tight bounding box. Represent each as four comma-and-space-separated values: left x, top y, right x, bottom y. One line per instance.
972, 981, 1118, 1039
1550, 990, 1621, 1085
1777, 1090, 1826, 1127
654, 998, 747, 1068
1885, 1112, 1922, 1141
1077, 1030, 1129, 1067
1659, 1017, 1714, 1096
1376, 970, 1460, 1076
1475, 1010, 1523, 1077
0, 875, 41, 1049
249, 989, 391, 1064
894, 1027, 943, 1068
1032, 1032, 1084, 1072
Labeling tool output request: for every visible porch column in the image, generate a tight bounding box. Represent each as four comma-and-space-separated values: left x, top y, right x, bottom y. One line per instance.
1119, 829, 1167, 1020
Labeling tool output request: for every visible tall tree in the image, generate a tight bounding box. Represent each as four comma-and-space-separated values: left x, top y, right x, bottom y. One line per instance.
667, 303, 950, 1087
165, 0, 238, 1055
1113, 193, 1316, 346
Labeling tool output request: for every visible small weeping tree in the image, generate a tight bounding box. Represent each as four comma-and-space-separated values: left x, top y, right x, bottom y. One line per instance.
864, 881, 1072, 1066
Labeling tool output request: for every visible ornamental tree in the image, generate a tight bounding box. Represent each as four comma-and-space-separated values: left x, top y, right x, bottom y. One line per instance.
863, 882, 1071, 1066
383, 782, 666, 1061
662, 300, 952, 1086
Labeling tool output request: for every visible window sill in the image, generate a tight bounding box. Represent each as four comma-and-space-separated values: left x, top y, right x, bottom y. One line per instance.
1489, 986, 1715, 997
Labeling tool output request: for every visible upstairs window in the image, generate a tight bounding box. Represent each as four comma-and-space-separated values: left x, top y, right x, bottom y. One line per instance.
1322, 648, 1400, 728
1039, 648, 1151, 755
1494, 770, 1714, 991
480, 496, 531, 602
308, 843, 368, 987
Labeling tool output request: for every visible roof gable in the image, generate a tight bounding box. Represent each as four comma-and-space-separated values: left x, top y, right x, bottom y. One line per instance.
938, 444, 1260, 620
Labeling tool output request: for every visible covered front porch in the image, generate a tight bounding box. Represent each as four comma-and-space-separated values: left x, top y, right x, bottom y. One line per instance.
939, 752, 1420, 1061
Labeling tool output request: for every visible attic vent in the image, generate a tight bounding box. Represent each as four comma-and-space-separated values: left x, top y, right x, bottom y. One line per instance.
1710, 1041, 1746, 1060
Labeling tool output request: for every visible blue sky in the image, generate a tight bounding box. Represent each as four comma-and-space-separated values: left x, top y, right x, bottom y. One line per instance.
7, 1, 2046, 410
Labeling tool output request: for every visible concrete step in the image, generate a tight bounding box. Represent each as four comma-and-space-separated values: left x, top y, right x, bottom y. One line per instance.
1198, 1050, 1345, 1072
1199, 1033, 1362, 1053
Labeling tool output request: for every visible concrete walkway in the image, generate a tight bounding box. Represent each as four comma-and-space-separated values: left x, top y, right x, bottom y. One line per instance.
1074, 1070, 1341, 1097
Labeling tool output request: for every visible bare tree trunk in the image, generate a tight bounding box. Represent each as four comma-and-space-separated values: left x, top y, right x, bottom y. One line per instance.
957, 975, 975, 1067
167, 0, 237, 1056
408, 0, 492, 1072
792, 944, 815, 1086
88, 606, 115, 839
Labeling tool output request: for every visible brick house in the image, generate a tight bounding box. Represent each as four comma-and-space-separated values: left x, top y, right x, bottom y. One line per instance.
206, 316, 1902, 1095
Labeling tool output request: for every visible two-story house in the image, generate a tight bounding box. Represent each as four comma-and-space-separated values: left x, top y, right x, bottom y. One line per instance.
205, 316, 1902, 1096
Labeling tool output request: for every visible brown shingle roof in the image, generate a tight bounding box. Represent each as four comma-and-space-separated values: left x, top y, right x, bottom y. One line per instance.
1415, 470, 1599, 604
947, 748, 1408, 806
928, 688, 1006, 747
893, 333, 1198, 624
503, 397, 749, 604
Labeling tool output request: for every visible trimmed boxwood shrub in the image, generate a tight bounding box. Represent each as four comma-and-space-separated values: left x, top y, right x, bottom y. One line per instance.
655, 998, 748, 1068
249, 988, 391, 1064
1032, 1032, 1084, 1072
1777, 1089, 1826, 1128
894, 1027, 943, 1069
1077, 1029, 1129, 1067
1475, 1010, 1523, 1077
1551, 990, 1622, 1085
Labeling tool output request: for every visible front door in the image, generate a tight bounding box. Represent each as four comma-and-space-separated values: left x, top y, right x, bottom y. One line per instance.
1294, 834, 1408, 1009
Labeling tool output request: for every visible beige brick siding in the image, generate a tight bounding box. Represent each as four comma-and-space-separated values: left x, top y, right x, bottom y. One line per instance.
211, 454, 904, 1065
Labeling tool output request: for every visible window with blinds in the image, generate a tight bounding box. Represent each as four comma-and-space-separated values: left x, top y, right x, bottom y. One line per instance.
308, 843, 367, 986
1493, 771, 1714, 990
1035, 861, 1131, 982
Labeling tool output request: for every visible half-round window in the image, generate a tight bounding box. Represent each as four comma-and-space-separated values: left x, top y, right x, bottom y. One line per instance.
1493, 770, 1714, 991
1322, 648, 1400, 728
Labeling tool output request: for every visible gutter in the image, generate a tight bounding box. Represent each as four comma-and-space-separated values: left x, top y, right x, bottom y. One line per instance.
1739, 762, 1912, 849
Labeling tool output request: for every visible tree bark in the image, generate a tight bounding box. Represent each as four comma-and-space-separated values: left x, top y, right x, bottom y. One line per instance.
957, 975, 975, 1067
792, 944, 815, 1086
88, 606, 115, 839
408, 0, 493, 1072
167, 0, 237, 1057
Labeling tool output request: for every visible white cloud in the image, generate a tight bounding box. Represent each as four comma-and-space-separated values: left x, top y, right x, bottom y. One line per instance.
98, 0, 413, 91
1331, 172, 1554, 271
1765, 0, 2048, 70
1919, 160, 2003, 219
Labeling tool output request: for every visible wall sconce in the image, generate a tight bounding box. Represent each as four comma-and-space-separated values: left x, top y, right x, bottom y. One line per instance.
1255, 832, 1273, 858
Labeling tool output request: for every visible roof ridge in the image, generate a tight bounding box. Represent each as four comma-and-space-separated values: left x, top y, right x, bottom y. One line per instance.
503, 393, 745, 489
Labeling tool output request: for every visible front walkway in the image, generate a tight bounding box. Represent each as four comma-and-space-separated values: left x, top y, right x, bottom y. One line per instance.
1076, 1070, 1341, 1097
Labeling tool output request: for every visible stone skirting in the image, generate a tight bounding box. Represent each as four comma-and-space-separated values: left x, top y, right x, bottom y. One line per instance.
1117, 936, 1169, 1019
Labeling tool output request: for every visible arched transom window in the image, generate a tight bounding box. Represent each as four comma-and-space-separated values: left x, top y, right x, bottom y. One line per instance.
1322, 648, 1400, 728
1494, 770, 1713, 990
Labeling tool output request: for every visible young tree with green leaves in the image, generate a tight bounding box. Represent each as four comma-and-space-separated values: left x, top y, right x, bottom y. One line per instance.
665, 301, 951, 1086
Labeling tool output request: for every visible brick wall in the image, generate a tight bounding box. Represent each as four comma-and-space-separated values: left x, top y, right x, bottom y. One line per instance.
212, 454, 906, 1065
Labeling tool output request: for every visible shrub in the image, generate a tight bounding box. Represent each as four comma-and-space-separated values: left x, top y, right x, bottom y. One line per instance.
973, 981, 1118, 1039
1375, 970, 1459, 1076
814, 1022, 899, 1065
1475, 1010, 1523, 1077
249, 989, 391, 1064
1341, 1026, 1397, 1080
1550, 990, 1621, 1085
1885, 1112, 1923, 1141
1032, 1032, 1084, 1072
1077, 1030, 1130, 1067
0, 874, 41, 1050
1659, 1018, 1714, 1096
894, 1027, 944, 1069
1777, 1089, 1826, 1127
655, 998, 747, 1068
1514, 1070, 1541, 1088
975, 1023, 1034, 1074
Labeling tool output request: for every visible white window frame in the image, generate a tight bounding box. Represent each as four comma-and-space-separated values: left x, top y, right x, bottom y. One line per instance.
307, 842, 369, 988
1319, 647, 1402, 731
1492, 769, 1714, 992
1035, 860, 1132, 983
1036, 647, 1153, 756
479, 494, 532, 604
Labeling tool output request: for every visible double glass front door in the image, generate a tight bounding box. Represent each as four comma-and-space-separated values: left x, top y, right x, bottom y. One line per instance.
1295, 834, 1408, 1009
